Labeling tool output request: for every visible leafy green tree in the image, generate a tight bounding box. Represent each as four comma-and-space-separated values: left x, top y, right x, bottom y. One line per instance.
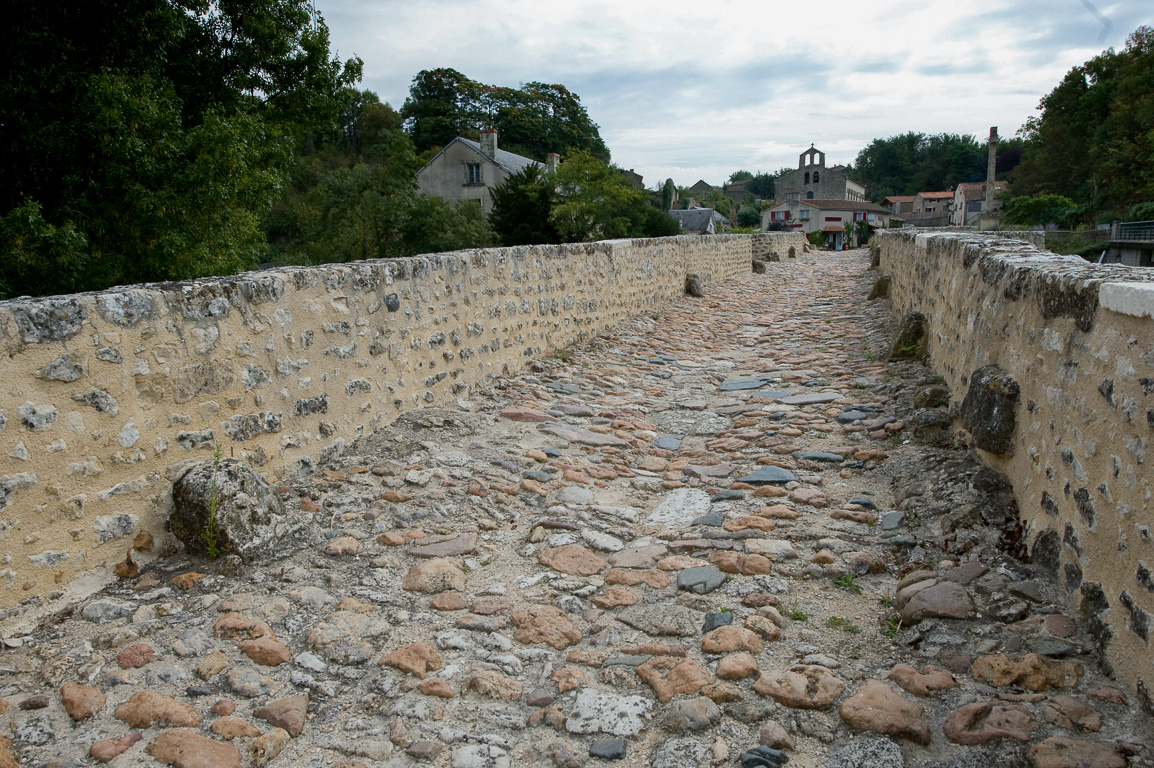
401, 70, 608, 162
736, 205, 761, 228
729, 170, 754, 182
0, 0, 361, 298
1003, 194, 1079, 227
661, 179, 676, 211
853, 132, 985, 200
1127, 202, 1154, 221
1013, 26, 1154, 213
551, 151, 644, 241
489, 165, 561, 246
747, 172, 778, 200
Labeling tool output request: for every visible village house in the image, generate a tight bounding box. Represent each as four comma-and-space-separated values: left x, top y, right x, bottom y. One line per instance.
950, 181, 1008, 226
883, 195, 916, 218
415, 129, 556, 214
761, 196, 891, 249
776, 145, 866, 202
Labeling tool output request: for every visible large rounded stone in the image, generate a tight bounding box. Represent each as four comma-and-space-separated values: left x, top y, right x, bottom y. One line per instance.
169, 458, 299, 563
145, 730, 241, 768
838, 680, 930, 744
753, 665, 845, 709
944, 701, 1038, 745
900, 580, 974, 622
402, 559, 466, 593
539, 545, 606, 576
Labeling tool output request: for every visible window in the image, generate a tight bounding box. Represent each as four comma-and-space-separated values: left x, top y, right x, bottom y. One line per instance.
813, 172, 819, 183
806, 191, 814, 199
466, 163, 482, 185
799, 209, 811, 220
825, 216, 840, 222
804, 172, 810, 184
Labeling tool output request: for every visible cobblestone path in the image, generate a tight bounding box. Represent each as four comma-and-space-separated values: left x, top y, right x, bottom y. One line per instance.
3, 248, 1151, 768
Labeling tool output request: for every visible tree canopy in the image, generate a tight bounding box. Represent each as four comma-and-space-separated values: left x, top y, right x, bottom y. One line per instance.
0, 0, 362, 298
852, 132, 990, 201
1012, 26, 1154, 213
488, 152, 677, 246
400, 69, 609, 163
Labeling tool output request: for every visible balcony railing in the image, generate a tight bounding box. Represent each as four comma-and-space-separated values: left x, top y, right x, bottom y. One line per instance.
1111, 220, 1154, 242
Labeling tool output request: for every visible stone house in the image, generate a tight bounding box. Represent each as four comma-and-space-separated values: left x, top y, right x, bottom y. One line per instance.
950, 181, 1007, 226
776, 145, 866, 202
722, 178, 751, 204
883, 195, 916, 217
686, 180, 715, 199
761, 197, 891, 249
415, 129, 557, 215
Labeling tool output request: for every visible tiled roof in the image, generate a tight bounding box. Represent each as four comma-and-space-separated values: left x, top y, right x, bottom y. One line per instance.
916, 191, 955, 200
884, 196, 916, 204
771, 199, 891, 215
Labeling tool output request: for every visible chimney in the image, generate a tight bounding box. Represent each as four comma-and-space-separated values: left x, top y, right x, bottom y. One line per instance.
985, 127, 998, 211
479, 129, 497, 160
546, 153, 560, 174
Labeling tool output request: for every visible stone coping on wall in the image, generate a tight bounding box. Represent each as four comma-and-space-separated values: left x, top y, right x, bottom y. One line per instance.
0, 233, 804, 626
877, 228, 1154, 702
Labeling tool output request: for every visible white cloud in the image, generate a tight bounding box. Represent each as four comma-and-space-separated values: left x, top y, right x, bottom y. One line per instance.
318, 0, 1154, 188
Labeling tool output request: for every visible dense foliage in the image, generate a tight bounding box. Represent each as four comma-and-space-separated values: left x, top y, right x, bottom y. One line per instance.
853, 133, 1004, 201
489, 151, 678, 245
264, 94, 494, 264
400, 69, 609, 163
1012, 26, 1154, 216
0, 0, 362, 298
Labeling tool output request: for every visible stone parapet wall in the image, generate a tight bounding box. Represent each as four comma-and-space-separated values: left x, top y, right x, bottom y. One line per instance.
877, 229, 1154, 700
0, 233, 798, 614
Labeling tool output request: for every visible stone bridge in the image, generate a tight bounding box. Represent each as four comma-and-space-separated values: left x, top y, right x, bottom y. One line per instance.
0, 230, 1150, 768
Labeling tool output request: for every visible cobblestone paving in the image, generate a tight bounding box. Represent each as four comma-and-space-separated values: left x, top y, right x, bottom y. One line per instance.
2, 248, 1151, 768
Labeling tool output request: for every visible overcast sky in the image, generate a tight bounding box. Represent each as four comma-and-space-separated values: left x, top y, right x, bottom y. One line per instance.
315, 0, 1153, 189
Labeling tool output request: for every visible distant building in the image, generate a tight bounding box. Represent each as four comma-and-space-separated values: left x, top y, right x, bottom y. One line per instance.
415, 129, 558, 215
761, 197, 891, 249
950, 181, 1007, 226
883, 195, 916, 218
687, 180, 715, 199
901, 190, 955, 227
621, 168, 644, 190
670, 208, 729, 235
722, 178, 751, 204
776, 145, 865, 202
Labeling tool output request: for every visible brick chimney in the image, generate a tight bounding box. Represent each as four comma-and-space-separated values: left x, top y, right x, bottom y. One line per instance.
546, 153, 560, 174
479, 129, 498, 160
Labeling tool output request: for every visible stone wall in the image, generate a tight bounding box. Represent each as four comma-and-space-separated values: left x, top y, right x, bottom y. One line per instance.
0, 233, 800, 615
877, 229, 1154, 703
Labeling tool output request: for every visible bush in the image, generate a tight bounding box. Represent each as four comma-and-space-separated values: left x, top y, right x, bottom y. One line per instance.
1126, 201, 1154, 221
807, 231, 827, 247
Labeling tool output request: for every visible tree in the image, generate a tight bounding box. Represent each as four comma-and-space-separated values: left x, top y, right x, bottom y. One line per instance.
736, 205, 761, 228
0, 0, 362, 298
1013, 26, 1154, 213
551, 151, 644, 241
1003, 194, 1079, 227
746, 172, 777, 200
729, 170, 754, 183
489, 165, 560, 246
853, 132, 985, 201
401, 70, 608, 162
661, 179, 676, 211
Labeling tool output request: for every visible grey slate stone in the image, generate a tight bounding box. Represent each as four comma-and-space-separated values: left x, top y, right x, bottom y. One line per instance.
793, 451, 844, 463
677, 566, 726, 594
737, 466, 798, 484
720, 377, 774, 391
652, 434, 684, 451
778, 392, 843, 405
